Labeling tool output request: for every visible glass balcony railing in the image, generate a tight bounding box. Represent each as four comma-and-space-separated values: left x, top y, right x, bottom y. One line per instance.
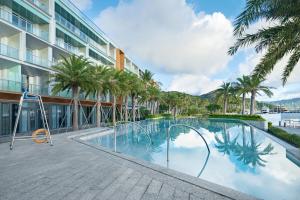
55, 38, 81, 55
55, 13, 88, 42
26, 83, 48, 95
0, 7, 49, 41
88, 38, 107, 54
0, 79, 21, 92
27, 0, 49, 13
0, 43, 19, 59
55, 12, 108, 55
55, 90, 72, 98
26, 50, 51, 67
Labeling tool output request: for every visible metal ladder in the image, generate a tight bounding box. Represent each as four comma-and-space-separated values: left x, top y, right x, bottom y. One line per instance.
10, 92, 53, 150
167, 124, 210, 177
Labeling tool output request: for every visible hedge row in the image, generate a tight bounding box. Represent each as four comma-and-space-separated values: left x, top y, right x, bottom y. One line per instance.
268, 126, 300, 148
208, 114, 265, 121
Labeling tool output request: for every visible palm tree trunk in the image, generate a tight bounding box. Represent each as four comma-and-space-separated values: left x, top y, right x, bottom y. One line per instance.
72, 86, 79, 131
223, 97, 228, 114
250, 90, 256, 115
173, 106, 177, 118
120, 97, 123, 121
242, 93, 246, 115
125, 96, 128, 122
96, 92, 101, 127
112, 95, 116, 126
132, 94, 136, 122
151, 101, 154, 114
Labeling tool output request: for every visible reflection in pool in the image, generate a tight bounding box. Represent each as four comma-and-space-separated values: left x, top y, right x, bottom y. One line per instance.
87, 118, 300, 200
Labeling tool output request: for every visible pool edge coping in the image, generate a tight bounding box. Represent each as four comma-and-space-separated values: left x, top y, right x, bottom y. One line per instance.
72, 128, 258, 200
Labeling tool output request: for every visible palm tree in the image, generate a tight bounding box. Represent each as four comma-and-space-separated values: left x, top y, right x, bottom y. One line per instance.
128, 74, 142, 122
141, 69, 154, 84
147, 85, 161, 114
236, 75, 251, 115
104, 68, 120, 126
248, 76, 273, 114
118, 71, 132, 122
88, 65, 110, 127
141, 69, 155, 111
51, 55, 91, 131
228, 0, 300, 85
216, 82, 232, 114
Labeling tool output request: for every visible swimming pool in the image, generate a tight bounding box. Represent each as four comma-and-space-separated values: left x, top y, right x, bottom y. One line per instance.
87, 118, 300, 200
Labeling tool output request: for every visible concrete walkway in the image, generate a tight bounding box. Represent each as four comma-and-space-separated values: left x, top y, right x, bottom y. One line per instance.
0, 128, 256, 200
277, 126, 300, 136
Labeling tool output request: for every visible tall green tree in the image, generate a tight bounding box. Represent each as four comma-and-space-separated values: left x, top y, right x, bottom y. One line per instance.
51, 55, 91, 131
248, 76, 273, 114
236, 75, 251, 115
88, 65, 110, 127
229, 0, 300, 84
118, 71, 132, 122
128, 74, 143, 122
141, 69, 154, 84
105, 69, 121, 126
216, 82, 232, 114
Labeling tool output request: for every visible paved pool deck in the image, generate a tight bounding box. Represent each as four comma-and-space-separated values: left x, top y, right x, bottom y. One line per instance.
0, 128, 257, 200
277, 126, 300, 136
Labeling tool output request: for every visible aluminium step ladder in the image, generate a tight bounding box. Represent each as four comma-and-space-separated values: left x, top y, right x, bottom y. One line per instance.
10, 91, 53, 150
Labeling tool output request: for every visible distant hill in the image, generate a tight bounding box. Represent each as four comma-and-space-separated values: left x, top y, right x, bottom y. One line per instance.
265, 98, 300, 109
199, 91, 217, 100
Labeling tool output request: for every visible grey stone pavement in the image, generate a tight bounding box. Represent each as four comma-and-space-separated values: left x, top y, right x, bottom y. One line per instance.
0, 128, 256, 200
277, 126, 300, 136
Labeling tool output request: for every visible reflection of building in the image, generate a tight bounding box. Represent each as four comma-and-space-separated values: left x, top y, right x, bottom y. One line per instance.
0, 0, 143, 138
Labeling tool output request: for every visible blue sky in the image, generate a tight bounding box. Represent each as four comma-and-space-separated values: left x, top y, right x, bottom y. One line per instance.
71, 0, 300, 101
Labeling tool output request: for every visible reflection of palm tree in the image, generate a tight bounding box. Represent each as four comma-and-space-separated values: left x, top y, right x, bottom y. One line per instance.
235, 126, 274, 167
215, 124, 239, 155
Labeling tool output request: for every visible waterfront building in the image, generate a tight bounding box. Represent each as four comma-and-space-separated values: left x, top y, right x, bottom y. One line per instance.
0, 0, 142, 138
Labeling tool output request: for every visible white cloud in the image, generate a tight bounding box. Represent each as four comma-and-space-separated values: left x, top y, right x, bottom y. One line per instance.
95, 0, 299, 98
95, 0, 234, 94
71, 0, 92, 11
168, 74, 222, 95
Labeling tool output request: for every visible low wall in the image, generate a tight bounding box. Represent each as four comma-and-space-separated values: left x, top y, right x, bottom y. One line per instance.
242, 120, 268, 131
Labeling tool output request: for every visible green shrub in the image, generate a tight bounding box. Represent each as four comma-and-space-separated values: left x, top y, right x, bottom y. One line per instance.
208, 114, 265, 121
268, 122, 273, 129
161, 113, 173, 118
140, 107, 150, 119
268, 127, 300, 148
146, 114, 162, 119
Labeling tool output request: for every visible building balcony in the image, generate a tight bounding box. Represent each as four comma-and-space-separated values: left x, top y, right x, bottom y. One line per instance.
88, 38, 107, 54
0, 7, 49, 41
0, 43, 19, 60
55, 12, 108, 55
55, 38, 81, 55
55, 13, 88, 43
26, 83, 48, 95
27, 0, 49, 13
0, 79, 21, 92
26, 50, 51, 68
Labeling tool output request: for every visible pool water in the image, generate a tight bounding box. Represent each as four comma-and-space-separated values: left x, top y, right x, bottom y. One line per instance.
87, 118, 300, 200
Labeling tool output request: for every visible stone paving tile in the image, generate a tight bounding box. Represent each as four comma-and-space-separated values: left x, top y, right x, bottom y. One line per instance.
157, 184, 175, 200
0, 129, 257, 200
